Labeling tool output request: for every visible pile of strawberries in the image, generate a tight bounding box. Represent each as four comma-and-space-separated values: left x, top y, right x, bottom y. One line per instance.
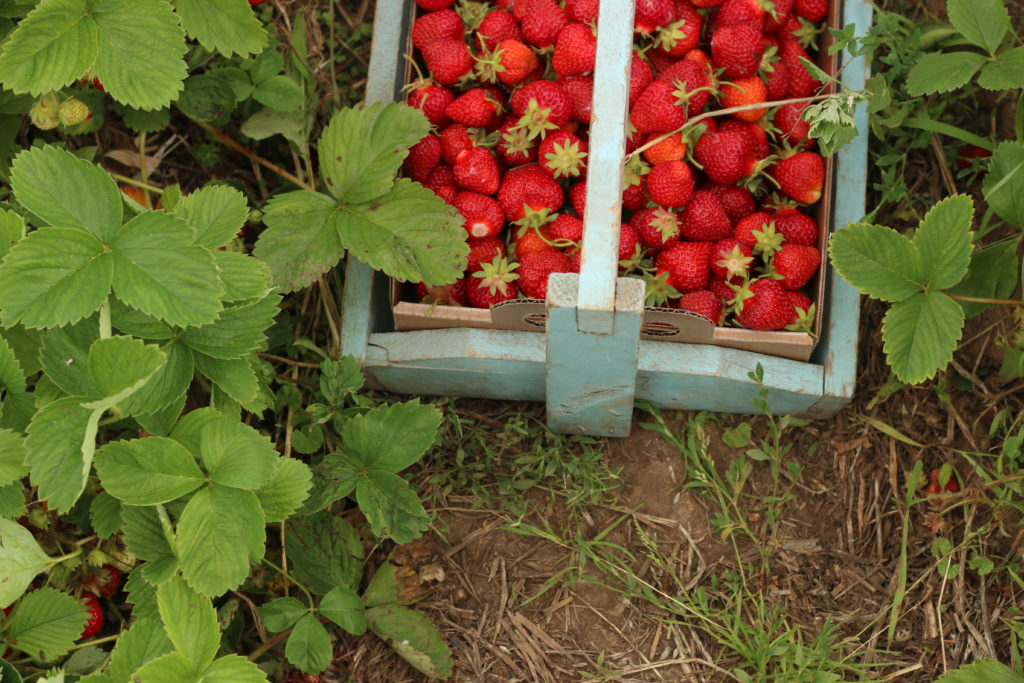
405, 0, 830, 331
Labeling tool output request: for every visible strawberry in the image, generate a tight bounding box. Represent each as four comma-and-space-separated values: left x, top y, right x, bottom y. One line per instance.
776, 13, 820, 47
715, 0, 770, 27
549, 213, 584, 244
694, 128, 758, 185
421, 39, 474, 86
417, 278, 468, 305
676, 289, 723, 324
439, 123, 476, 165
655, 58, 710, 116
631, 80, 688, 133
476, 8, 522, 50
454, 191, 505, 238
81, 564, 121, 598
785, 290, 814, 331
515, 226, 557, 259
706, 184, 755, 225
635, 0, 675, 34
497, 163, 564, 223
424, 164, 459, 202
518, 249, 572, 298
466, 235, 507, 272
407, 80, 456, 128
477, 39, 539, 86
734, 211, 784, 256
764, 0, 795, 31
643, 131, 688, 165
655, 241, 713, 291
794, 0, 827, 22
692, 0, 724, 6
564, 0, 600, 23
417, 0, 455, 10
622, 156, 650, 211
710, 276, 737, 304
447, 87, 503, 127
772, 207, 817, 246
80, 594, 103, 640
510, 80, 573, 138
454, 147, 500, 194
468, 256, 520, 308
720, 119, 769, 158
711, 22, 765, 79
685, 47, 711, 69
553, 23, 598, 76
711, 238, 754, 281
631, 207, 680, 248
560, 75, 595, 123
771, 150, 824, 204
763, 57, 791, 100
651, 1, 703, 58
680, 190, 732, 241
619, 222, 643, 264
622, 180, 648, 211
720, 76, 767, 122
412, 10, 464, 51
735, 278, 795, 330
629, 54, 656, 108
772, 101, 812, 144
539, 129, 588, 178
647, 159, 694, 208
786, 290, 812, 315
771, 243, 819, 289
496, 116, 538, 165
403, 134, 442, 182
520, 0, 567, 48
779, 38, 821, 98
569, 180, 587, 217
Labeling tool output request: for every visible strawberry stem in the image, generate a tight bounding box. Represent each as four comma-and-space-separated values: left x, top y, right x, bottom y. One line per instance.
947, 295, 1022, 306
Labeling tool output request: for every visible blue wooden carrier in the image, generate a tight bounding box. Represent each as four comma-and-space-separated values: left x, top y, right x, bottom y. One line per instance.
341, 0, 872, 437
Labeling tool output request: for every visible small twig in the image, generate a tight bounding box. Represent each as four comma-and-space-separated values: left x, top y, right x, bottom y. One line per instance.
247, 628, 292, 662
194, 120, 313, 191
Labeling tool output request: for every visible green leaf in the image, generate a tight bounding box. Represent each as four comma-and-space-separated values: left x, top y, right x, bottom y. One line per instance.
338, 179, 467, 286
285, 613, 332, 675
342, 401, 440, 472
95, 437, 205, 505
355, 470, 429, 544
0, 659, 22, 683
110, 211, 224, 327
246, 46, 283, 84
157, 576, 219, 670
193, 355, 260, 408
89, 491, 122, 538
320, 586, 366, 635
128, 652, 199, 682
913, 194, 974, 289
978, 46, 1024, 90
124, 340, 193, 416
124, 567, 160, 619
905, 52, 985, 96
257, 597, 307, 632
302, 455, 357, 514
935, 658, 1024, 682
39, 318, 100, 397
252, 75, 303, 112
362, 562, 413, 608
119, 105, 171, 133
283, 511, 363, 594
253, 190, 345, 292
175, 0, 266, 57
176, 74, 236, 122
175, 185, 250, 250
0, 207, 24, 261
0, 227, 112, 328
110, 300, 174, 340
168, 407, 225, 454
181, 295, 279, 360
209, 66, 252, 101
65, 643, 109, 674
10, 146, 121, 242
828, 223, 925, 302
0, 517, 50, 608
121, 506, 178, 583
882, 292, 965, 384
319, 356, 363, 406
135, 393, 186, 438
946, 241, 1020, 317
0, 0, 98, 96
319, 103, 428, 204
947, 0, 1009, 55
24, 397, 98, 512
254, 456, 312, 522
108, 617, 174, 683
0, 482, 26, 518
240, 107, 309, 146
198, 419, 277, 490
0, 428, 28, 486
7, 587, 87, 660
983, 141, 1024, 229
176, 485, 265, 596
199, 654, 269, 682
214, 250, 273, 301
365, 604, 453, 679
721, 422, 752, 449
87, 335, 166, 402
92, 0, 187, 110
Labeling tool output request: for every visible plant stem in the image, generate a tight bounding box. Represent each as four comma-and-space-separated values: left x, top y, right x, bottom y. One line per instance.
109, 174, 164, 193
261, 557, 316, 609
947, 294, 1021, 306
248, 628, 292, 661
138, 130, 151, 209
99, 298, 112, 340
48, 548, 83, 565
194, 120, 313, 191
70, 633, 121, 650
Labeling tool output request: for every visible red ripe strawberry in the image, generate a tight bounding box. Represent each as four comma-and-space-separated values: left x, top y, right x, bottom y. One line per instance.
680, 190, 732, 241
764, 0, 795, 31
549, 213, 584, 244
539, 129, 588, 178
635, 0, 675, 34
656, 241, 713, 291
421, 39, 474, 86
412, 10, 464, 51
629, 54, 655, 108
417, 0, 455, 10
763, 56, 791, 100
647, 160, 694, 208
632, 207, 681, 249
520, 0, 567, 48
553, 23, 598, 76
720, 119, 769, 158
779, 38, 821, 97
619, 222, 643, 263
560, 75, 595, 123
692, 0, 723, 6
404, 134, 442, 182
734, 211, 785, 257
711, 237, 754, 281
706, 184, 755, 225
643, 131, 688, 165
569, 180, 587, 217
477, 38, 539, 86
496, 117, 537, 165
510, 80, 573, 138
694, 128, 758, 185
773, 207, 817, 245
515, 226, 557, 259
454, 191, 505, 238
468, 256, 520, 308
565, 0, 600, 23
795, 0, 827, 22
685, 47, 711, 69
625, 123, 647, 154
417, 278, 468, 305
622, 180, 647, 211
80, 594, 103, 640
440, 123, 475, 165
652, 1, 703, 58
407, 81, 455, 128
772, 151, 824, 204
518, 249, 572, 299
631, 80, 688, 133
655, 58, 710, 116
567, 246, 583, 272
677, 290, 723, 324
446, 87, 503, 127
720, 76, 767, 122
497, 163, 564, 223
772, 243, 820, 290
716, 0, 769, 27
476, 9, 522, 50
736, 278, 795, 330
786, 289, 812, 315
466, 235, 507, 272
426, 163, 456, 190
711, 22, 766, 79
454, 147, 500, 194
772, 101, 812, 144
710, 277, 736, 304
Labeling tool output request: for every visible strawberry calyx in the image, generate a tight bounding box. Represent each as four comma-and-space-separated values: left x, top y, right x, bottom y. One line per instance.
501, 125, 536, 156
473, 45, 505, 83
473, 255, 520, 294
642, 271, 682, 307
513, 205, 557, 233
715, 244, 755, 280
619, 241, 647, 272
456, 0, 491, 31
542, 138, 588, 178
623, 155, 651, 188
517, 98, 560, 139
785, 302, 816, 334
751, 220, 786, 259
653, 19, 694, 53
791, 17, 823, 49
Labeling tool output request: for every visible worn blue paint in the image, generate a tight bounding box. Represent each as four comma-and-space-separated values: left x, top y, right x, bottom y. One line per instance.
546, 275, 644, 436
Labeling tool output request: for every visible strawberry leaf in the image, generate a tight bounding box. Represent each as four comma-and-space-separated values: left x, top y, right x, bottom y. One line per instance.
254, 457, 312, 523
6, 587, 86, 660
0, 517, 50, 609
0, 428, 28, 486
198, 419, 278, 490
905, 52, 985, 96
365, 604, 454, 679
213, 251, 274, 301
175, 185, 250, 250
286, 613, 333, 675
156, 577, 219, 671
95, 437, 205, 505
828, 223, 925, 302
24, 397, 101, 512
946, 241, 1020, 317
180, 295, 279, 360
199, 654, 268, 682
978, 46, 1024, 90
0, 0, 98, 96
947, 0, 1009, 56
253, 190, 344, 292
121, 506, 179, 585
882, 291, 965, 385
128, 652, 198, 682
913, 194, 973, 290
283, 511, 363, 594
982, 141, 1024, 229
107, 618, 174, 683
320, 586, 366, 635
176, 0, 267, 58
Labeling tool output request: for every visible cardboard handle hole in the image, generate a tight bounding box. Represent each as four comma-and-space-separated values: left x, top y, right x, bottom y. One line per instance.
522, 313, 547, 328
641, 321, 680, 337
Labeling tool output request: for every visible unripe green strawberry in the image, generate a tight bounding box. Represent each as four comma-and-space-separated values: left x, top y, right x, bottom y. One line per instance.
30, 97, 60, 130
58, 97, 90, 126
